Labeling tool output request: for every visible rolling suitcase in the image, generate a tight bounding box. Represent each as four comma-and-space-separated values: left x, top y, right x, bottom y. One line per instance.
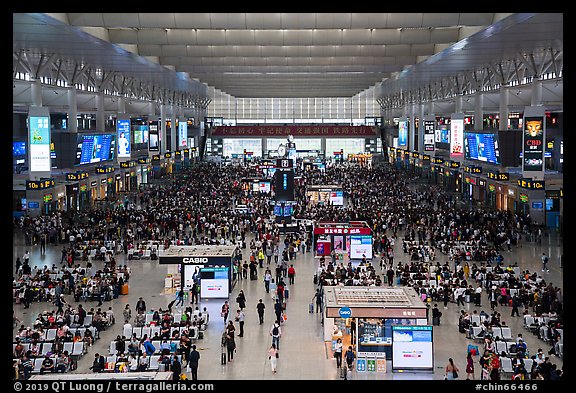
284, 288, 289, 299
221, 351, 227, 365
309, 303, 314, 313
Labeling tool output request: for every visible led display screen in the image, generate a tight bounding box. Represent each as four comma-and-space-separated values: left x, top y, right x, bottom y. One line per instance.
398, 119, 408, 147
74, 134, 116, 165
29, 116, 51, 172
450, 118, 464, 158
392, 326, 434, 371
523, 116, 545, 172
349, 235, 373, 259
464, 133, 500, 164
116, 119, 131, 158
274, 169, 294, 202
148, 121, 159, 151
424, 120, 435, 151
13, 142, 26, 156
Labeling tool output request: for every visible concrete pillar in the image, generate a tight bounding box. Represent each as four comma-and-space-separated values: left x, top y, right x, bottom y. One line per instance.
117, 97, 126, 115
30, 78, 43, 107
148, 102, 156, 117
160, 104, 167, 153
455, 94, 463, 114
409, 104, 416, 151
428, 101, 434, 116
321, 138, 327, 156
67, 86, 78, 133
474, 91, 484, 131
499, 86, 509, 131
96, 91, 105, 132
171, 106, 177, 152
531, 77, 543, 106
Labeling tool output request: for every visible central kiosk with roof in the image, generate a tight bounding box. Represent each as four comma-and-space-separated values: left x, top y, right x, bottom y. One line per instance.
159, 245, 237, 299
322, 286, 433, 373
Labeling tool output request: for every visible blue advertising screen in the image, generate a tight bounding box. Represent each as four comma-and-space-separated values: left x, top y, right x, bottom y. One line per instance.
74, 134, 115, 165
13, 142, 26, 156
117, 119, 131, 157
398, 120, 408, 147
464, 133, 500, 164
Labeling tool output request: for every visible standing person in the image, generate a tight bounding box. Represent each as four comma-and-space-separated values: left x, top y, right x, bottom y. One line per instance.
465, 351, 475, 380
268, 343, 278, 373
221, 301, 230, 325
190, 282, 199, 304
189, 344, 200, 380
344, 346, 356, 374
236, 290, 246, 310
312, 288, 323, 313
270, 320, 282, 350
350, 319, 357, 345
443, 285, 450, 309
510, 294, 521, 317
171, 355, 182, 381
474, 284, 483, 307
264, 269, 272, 293
256, 299, 266, 324
334, 337, 343, 368
445, 358, 459, 380
432, 304, 442, 326
225, 327, 236, 363
541, 253, 549, 272
136, 297, 146, 314
235, 309, 245, 337
174, 288, 185, 308
123, 304, 132, 323
274, 299, 283, 325
287, 265, 296, 285
40, 232, 46, 255
386, 267, 395, 287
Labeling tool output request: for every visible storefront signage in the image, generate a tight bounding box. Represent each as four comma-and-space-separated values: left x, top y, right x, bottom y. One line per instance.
90, 181, 98, 187
338, 307, 352, 318
26, 178, 55, 190
497, 173, 509, 181
28, 201, 39, 209
95, 166, 114, 174
175, 150, 182, 158
211, 125, 376, 137
546, 190, 561, 199
488, 184, 496, 192
158, 255, 231, 266
43, 194, 53, 203
519, 193, 529, 203
191, 147, 197, 152
57, 191, 65, 198
522, 115, 545, 173
100, 178, 107, 184
517, 178, 545, 190
80, 184, 87, 192
115, 174, 121, 180
444, 160, 460, 168
164, 152, 172, 158
313, 227, 372, 235
422, 154, 431, 161
432, 158, 444, 165
107, 177, 114, 184
411, 152, 419, 158
66, 171, 89, 181
152, 155, 161, 162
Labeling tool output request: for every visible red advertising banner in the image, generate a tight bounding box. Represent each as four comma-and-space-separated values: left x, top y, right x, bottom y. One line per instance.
314, 227, 372, 235
211, 125, 377, 137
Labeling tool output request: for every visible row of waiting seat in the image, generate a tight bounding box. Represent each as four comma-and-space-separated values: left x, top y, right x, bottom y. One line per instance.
109, 338, 191, 355
500, 356, 535, 376
470, 326, 514, 342
122, 325, 203, 341
14, 341, 85, 358
523, 315, 563, 358
19, 326, 98, 343
103, 354, 183, 372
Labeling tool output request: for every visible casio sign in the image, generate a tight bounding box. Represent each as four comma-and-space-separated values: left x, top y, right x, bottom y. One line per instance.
339, 307, 352, 318
182, 257, 209, 263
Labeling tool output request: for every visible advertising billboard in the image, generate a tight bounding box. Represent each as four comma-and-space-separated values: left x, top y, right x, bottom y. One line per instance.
398, 118, 408, 147
349, 235, 373, 259
148, 121, 159, 151
392, 325, 434, 371
423, 120, 435, 152
116, 119, 131, 158
522, 116, 545, 172
450, 117, 464, 159
29, 116, 51, 172
178, 120, 188, 147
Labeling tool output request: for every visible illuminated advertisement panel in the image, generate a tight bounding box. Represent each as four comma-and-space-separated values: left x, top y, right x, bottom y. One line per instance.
424, 120, 435, 152
29, 116, 51, 172
392, 325, 434, 371
398, 119, 408, 147
117, 119, 131, 158
450, 118, 464, 158
523, 116, 545, 172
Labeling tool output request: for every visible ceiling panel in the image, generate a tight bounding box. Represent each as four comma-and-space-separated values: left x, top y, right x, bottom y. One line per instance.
281, 13, 317, 29
173, 13, 211, 29
386, 13, 424, 29
421, 13, 461, 27
195, 29, 226, 45
108, 28, 138, 44
102, 13, 140, 27
138, 13, 176, 28
67, 13, 105, 26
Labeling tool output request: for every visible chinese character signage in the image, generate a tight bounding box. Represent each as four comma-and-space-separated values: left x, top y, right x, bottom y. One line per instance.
424, 119, 435, 151
450, 115, 464, 159
178, 119, 188, 147
523, 115, 545, 173
211, 125, 376, 137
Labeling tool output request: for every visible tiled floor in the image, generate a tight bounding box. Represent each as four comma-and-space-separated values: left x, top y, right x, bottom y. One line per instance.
13, 227, 563, 380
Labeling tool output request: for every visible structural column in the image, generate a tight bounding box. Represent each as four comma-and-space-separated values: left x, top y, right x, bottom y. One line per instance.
160, 104, 167, 153
418, 102, 425, 152
67, 85, 78, 133
171, 105, 177, 152
117, 97, 126, 115
96, 91, 105, 132
531, 76, 543, 106
455, 94, 463, 114
474, 91, 484, 131
408, 103, 416, 151
30, 78, 43, 107
499, 85, 509, 131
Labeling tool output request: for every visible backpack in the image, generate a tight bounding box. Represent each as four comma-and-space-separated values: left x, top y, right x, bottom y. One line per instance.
272, 325, 279, 336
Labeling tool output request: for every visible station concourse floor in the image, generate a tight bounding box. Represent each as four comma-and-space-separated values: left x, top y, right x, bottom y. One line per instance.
12, 228, 563, 380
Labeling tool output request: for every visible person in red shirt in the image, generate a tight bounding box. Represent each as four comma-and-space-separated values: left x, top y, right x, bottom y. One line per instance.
287, 265, 296, 285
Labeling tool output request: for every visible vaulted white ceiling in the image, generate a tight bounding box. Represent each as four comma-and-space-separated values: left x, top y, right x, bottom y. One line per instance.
42, 13, 513, 98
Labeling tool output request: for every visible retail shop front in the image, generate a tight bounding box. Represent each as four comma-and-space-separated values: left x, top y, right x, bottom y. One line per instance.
323, 286, 430, 369
159, 245, 237, 299
313, 221, 372, 262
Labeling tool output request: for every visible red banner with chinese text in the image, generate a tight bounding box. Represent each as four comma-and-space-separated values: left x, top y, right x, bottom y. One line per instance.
211, 125, 377, 137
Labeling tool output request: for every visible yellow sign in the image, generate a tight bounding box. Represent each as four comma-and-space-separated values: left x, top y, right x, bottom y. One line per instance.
26, 179, 55, 190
